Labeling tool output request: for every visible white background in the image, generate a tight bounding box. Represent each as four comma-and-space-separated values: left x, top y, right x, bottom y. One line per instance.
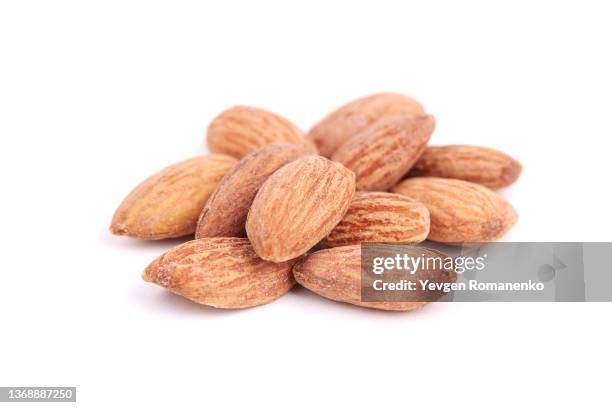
1, 1, 611, 407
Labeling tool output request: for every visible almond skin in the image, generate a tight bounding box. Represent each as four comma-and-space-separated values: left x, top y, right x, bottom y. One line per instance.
391, 177, 517, 243
142, 238, 297, 309
110, 155, 236, 239
195, 143, 315, 239
408, 145, 522, 189
246, 156, 356, 262
207, 106, 306, 159
307, 92, 424, 158
332, 114, 435, 191
320, 192, 430, 247
293, 245, 455, 311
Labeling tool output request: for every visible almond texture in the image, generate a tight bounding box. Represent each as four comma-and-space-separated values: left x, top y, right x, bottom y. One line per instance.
391, 177, 517, 243
142, 237, 297, 309
408, 145, 522, 189
307, 92, 424, 158
293, 245, 456, 311
320, 192, 430, 247
110, 155, 236, 239
207, 105, 306, 159
195, 143, 314, 238
246, 156, 356, 262
332, 114, 435, 191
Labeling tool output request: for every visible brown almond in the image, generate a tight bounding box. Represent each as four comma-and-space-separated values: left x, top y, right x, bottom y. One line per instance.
332, 114, 435, 191
207, 105, 306, 159
142, 237, 297, 309
408, 145, 522, 189
195, 143, 315, 239
321, 192, 430, 247
246, 156, 355, 262
307, 92, 424, 157
293, 245, 456, 311
391, 177, 517, 243
110, 155, 236, 239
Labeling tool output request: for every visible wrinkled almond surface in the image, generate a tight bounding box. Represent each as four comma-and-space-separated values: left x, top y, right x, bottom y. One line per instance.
196, 143, 314, 238
293, 245, 455, 311
246, 156, 355, 262
408, 145, 522, 189
321, 192, 430, 247
207, 105, 305, 159
143, 237, 297, 309
307, 92, 424, 158
391, 177, 517, 243
110, 155, 236, 239
332, 114, 435, 191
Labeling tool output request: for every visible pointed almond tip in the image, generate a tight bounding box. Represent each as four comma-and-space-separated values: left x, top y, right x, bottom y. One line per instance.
142, 258, 163, 284
142, 265, 155, 283
109, 222, 127, 236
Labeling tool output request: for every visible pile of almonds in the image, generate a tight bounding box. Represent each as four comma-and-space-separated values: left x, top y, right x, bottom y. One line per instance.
111, 92, 521, 311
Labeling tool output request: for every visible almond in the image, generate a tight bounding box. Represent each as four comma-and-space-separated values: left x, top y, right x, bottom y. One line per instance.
307, 92, 424, 157
408, 145, 522, 189
195, 143, 315, 238
110, 155, 236, 239
320, 192, 430, 247
332, 114, 435, 191
207, 105, 306, 159
293, 245, 455, 311
391, 177, 517, 243
246, 156, 355, 262
142, 237, 297, 309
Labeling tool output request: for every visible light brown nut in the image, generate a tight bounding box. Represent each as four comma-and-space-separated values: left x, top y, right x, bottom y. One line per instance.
143, 237, 297, 309
207, 105, 306, 159
408, 145, 522, 189
307, 92, 424, 158
293, 245, 456, 311
331, 114, 435, 191
110, 155, 236, 239
196, 143, 315, 239
246, 156, 355, 262
320, 192, 430, 247
391, 177, 518, 243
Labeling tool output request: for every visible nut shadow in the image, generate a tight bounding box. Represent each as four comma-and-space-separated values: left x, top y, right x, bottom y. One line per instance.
289, 285, 443, 319
134, 285, 246, 317
101, 229, 193, 251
